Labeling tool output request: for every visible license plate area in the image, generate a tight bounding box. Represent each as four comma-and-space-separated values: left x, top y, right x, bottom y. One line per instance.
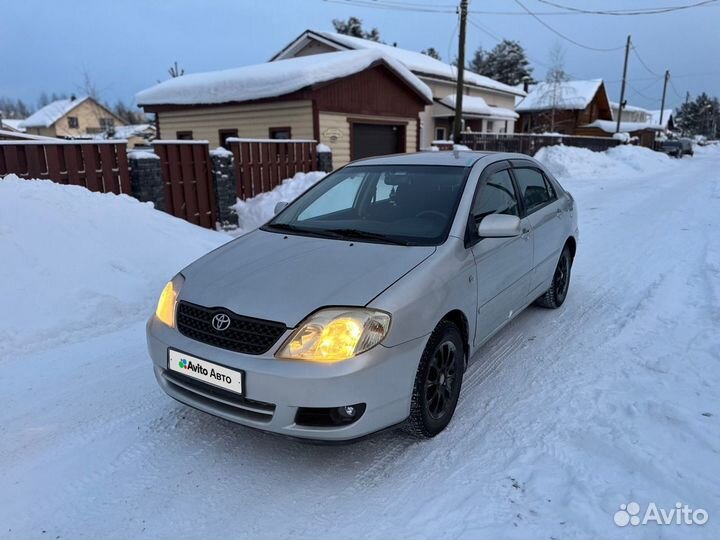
168, 349, 244, 395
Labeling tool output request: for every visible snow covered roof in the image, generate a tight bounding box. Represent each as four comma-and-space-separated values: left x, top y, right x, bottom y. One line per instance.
584, 119, 663, 133
610, 102, 650, 114
649, 109, 673, 128
93, 124, 155, 140
516, 80, 607, 112
273, 30, 526, 98
438, 95, 518, 120
136, 49, 432, 107
20, 97, 90, 128
1, 119, 26, 132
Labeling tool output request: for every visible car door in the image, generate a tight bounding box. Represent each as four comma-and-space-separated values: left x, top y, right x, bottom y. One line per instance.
469, 162, 534, 346
510, 164, 565, 295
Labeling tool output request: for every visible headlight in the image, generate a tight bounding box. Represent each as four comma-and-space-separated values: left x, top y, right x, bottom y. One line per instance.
155, 274, 184, 327
276, 308, 391, 363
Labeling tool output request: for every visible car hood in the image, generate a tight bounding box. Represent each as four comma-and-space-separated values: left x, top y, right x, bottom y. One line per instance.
179, 230, 435, 327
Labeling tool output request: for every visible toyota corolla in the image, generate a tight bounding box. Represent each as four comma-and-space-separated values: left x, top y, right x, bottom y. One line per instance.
147, 151, 578, 441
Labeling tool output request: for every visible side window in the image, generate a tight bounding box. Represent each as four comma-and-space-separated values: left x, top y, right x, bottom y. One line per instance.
513, 168, 554, 213
472, 169, 519, 220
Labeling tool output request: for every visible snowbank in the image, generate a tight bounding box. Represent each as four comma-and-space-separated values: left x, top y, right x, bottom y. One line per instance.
535, 144, 677, 179
230, 171, 326, 235
0, 176, 227, 356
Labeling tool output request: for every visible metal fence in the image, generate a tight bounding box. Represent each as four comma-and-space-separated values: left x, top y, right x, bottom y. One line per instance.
456, 132, 621, 155
229, 138, 317, 199
0, 140, 131, 194
152, 141, 217, 228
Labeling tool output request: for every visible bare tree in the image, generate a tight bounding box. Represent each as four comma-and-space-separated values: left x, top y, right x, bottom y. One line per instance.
544, 42, 571, 132
168, 61, 185, 78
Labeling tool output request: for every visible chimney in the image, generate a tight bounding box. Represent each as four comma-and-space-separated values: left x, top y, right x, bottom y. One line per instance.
70, 94, 76, 101
522, 76, 530, 93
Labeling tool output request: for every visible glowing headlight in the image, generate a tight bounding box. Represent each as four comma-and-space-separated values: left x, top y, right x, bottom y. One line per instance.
277, 308, 391, 362
155, 274, 184, 327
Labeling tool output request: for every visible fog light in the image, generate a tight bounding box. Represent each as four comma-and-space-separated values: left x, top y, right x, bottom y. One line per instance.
339, 405, 356, 418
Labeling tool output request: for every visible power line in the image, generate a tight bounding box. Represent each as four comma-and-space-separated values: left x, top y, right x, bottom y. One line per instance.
512, 0, 625, 52
537, 0, 719, 16
630, 46, 664, 78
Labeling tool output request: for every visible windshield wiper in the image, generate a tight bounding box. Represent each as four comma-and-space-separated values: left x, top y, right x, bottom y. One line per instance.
325, 228, 411, 246
264, 222, 344, 240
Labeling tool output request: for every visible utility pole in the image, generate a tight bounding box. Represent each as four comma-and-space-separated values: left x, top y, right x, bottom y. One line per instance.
659, 70, 669, 128
615, 34, 631, 134
453, 0, 468, 144
682, 91, 690, 136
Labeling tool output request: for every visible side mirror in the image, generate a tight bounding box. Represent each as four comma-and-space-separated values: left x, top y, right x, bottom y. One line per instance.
477, 214, 522, 238
274, 201, 289, 214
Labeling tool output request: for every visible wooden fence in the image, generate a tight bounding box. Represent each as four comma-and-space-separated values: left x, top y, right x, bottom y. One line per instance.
0, 140, 131, 194
454, 132, 621, 155
229, 138, 317, 199
152, 141, 217, 228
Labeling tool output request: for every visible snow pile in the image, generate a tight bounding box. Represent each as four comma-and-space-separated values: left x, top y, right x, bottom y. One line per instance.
535, 144, 676, 179
127, 149, 159, 160
136, 49, 432, 105
230, 171, 326, 235
0, 176, 227, 356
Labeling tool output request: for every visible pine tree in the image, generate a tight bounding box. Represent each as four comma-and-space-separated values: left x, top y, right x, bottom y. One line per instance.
677, 93, 720, 137
422, 47, 441, 60
332, 17, 381, 42
468, 40, 533, 86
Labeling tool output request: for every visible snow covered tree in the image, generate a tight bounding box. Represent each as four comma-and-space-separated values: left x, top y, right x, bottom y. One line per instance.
468, 40, 533, 85
332, 17, 381, 42
676, 93, 720, 138
422, 47, 441, 60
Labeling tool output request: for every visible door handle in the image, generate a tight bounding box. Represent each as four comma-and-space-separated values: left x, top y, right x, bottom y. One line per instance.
555, 209, 562, 219
521, 227, 531, 240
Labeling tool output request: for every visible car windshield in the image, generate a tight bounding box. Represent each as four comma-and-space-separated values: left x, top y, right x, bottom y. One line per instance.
263, 165, 469, 246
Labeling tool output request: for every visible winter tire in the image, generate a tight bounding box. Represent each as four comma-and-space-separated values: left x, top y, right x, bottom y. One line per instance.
535, 245, 572, 309
405, 321, 465, 438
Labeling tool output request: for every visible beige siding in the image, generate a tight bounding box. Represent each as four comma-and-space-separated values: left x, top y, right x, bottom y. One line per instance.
319, 112, 417, 168
158, 101, 314, 148
26, 99, 123, 138
293, 41, 338, 57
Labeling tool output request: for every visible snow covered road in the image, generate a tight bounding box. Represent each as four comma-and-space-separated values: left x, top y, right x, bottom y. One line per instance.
2, 148, 719, 539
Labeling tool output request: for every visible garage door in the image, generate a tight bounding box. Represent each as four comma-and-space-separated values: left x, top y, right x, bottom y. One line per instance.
351, 123, 404, 161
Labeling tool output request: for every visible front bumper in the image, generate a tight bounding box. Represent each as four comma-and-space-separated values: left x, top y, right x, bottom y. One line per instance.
146, 316, 426, 441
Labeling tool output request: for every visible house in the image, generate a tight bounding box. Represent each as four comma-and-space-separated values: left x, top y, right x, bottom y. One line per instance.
94, 123, 156, 148
0, 118, 26, 133
271, 30, 525, 146
576, 119, 663, 147
136, 49, 433, 167
649, 109, 675, 132
610, 102, 652, 123
20, 96, 125, 138
516, 79, 613, 135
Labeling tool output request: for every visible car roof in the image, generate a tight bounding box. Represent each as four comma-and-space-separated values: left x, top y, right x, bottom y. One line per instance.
346, 150, 534, 168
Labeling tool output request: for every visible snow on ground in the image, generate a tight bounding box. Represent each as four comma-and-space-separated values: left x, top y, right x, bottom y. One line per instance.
0, 176, 227, 357
2, 147, 720, 540
230, 171, 326, 235
535, 143, 677, 179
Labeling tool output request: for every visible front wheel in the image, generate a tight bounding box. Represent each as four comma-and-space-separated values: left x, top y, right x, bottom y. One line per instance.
535, 245, 573, 309
404, 321, 465, 438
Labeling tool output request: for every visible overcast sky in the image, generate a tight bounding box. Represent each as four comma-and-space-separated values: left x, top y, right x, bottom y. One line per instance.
2, 0, 718, 112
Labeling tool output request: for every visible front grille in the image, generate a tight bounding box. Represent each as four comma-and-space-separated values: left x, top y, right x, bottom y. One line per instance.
176, 301, 286, 355
163, 370, 275, 423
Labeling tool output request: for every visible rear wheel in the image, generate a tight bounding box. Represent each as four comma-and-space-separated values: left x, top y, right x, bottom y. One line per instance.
405, 321, 465, 438
535, 245, 572, 309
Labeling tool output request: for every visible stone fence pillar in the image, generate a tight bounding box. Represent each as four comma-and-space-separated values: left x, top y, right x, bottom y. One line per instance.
128, 149, 166, 213
210, 147, 239, 228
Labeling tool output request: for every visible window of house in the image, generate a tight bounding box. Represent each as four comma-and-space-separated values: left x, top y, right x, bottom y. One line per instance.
513, 168, 556, 214
472, 169, 519, 220
219, 129, 239, 149
485, 120, 495, 132
99, 117, 114, 130
68, 116, 79, 129
269, 127, 291, 140
176, 131, 193, 140
435, 127, 446, 141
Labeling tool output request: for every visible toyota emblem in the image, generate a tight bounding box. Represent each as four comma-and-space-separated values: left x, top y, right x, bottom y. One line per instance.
211, 313, 231, 331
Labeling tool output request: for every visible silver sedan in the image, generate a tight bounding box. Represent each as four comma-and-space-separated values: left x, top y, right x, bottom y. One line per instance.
147, 151, 578, 441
